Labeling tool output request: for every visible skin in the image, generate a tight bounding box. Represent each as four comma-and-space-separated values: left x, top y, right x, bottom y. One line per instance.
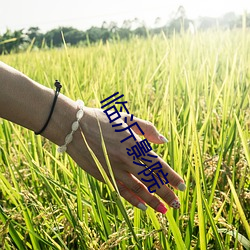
0, 61, 185, 213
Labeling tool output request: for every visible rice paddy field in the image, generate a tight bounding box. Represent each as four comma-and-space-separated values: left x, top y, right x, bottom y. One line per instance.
0, 29, 250, 250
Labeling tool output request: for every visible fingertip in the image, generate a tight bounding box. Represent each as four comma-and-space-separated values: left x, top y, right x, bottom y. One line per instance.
137, 203, 148, 211
158, 134, 169, 143
177, 182, 186, 191
170, 199, 181, 209
156, 203, 168, 214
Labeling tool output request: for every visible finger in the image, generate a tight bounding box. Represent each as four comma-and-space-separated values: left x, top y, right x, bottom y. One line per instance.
135, 152, 186, 191
154, 183, 181, 209
125, 115, 168, 144
126, 159, 183, 209
117, 172, 168, 214
116, 180, 148, 211
139, 177, 181, 209
127, 157, 183, 209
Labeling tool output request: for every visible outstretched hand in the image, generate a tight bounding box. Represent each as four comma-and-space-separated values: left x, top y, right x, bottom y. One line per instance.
66, 107, 186, 214
0, 62, 185, 214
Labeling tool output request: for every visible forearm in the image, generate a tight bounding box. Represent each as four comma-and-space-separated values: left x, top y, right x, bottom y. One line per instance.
0, 61, 187, 213
0, 61, 77, 145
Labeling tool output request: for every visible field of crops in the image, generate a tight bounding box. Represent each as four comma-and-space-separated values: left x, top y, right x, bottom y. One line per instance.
0, 30, 249, 249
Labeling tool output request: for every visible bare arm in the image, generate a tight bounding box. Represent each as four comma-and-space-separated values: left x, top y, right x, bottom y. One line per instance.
0, 61, 77, 145
0, 61, 186, 213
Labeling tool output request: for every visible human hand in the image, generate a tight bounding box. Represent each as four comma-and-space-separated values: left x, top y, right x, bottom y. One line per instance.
0, 62, 185, 213
66, 107, 186, 214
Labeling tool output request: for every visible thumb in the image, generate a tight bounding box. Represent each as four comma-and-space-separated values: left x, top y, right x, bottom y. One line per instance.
126, 115, 168, 144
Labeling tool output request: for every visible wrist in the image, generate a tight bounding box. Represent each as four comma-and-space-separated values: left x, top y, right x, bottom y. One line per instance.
42, 93, 79, 146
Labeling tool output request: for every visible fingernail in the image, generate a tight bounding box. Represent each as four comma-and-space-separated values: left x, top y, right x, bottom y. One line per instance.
137, 203, 147, 211
177, 182, 186, 191
158, 134, 168, 143
170, 199, 181, 209
156, 203, 167, 214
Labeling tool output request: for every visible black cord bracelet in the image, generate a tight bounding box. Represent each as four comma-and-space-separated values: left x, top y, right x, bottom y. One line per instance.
35, 80, 62, 135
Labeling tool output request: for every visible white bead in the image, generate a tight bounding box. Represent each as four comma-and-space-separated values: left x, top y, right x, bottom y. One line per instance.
76, 100, 84, 108
76, 109, 84, 120
72, 121, 79, 131
65, 133, 73, 144
57, 145, 67, 153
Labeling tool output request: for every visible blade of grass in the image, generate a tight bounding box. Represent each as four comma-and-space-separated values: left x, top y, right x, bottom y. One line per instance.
165, 211, 187, 250
201, 193, 224, 250
0, 206, 26, 250
227, 177, 250, 239
218, 229, 250, 250
79, 126, 142, 249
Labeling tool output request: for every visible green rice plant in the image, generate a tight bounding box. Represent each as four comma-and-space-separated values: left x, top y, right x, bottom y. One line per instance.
0, 29, 249, 249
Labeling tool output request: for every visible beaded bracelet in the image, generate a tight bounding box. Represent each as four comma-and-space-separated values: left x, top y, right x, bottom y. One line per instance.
57, 100, 85, 153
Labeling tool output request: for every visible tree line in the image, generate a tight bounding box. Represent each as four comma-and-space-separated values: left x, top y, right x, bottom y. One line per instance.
0, 10, 249, 54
